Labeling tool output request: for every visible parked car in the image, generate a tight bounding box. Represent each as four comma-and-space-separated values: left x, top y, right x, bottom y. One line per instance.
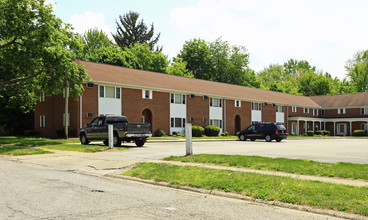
238, 122, 287, 142
79, 115, 152, 147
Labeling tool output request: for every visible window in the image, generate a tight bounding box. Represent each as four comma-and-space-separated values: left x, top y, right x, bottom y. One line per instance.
203, 96, 208, 100
276, 105, 284, 113
142, 89, 153, 99
304, 108, 309, 114
40, 92, 45, 102
170, 117, 185, 128
361, 108, 368, 115
321, 109, 325, 116
99, 86, 104, 97
203, 118, 208, 123
313, 109, 318, 116
292, 106, 297, 113
338, 108, 346, 114
87, 83, 94, 88
210, 119, 222, 128
251, 103, 262, 111
362, 123, 368, 131
63, 113, 70, 127
170, 93, 185, 104
190, 117, 195, 122
105, 86, 115, 98
116, 88, 121, 99
40, 115, 45, 128
210, 98, 222, 107
235, 100, 241, 107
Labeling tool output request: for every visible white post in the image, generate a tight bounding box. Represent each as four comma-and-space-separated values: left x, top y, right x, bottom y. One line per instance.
333, 121, 336, 136
185, 123, 192, 156
108, 124, 114, 149
350, 121, 352, 136
297, 119, 299, 135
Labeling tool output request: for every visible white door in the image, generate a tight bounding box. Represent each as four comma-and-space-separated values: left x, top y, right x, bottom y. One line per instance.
337, 123, 346, 136
291, 122, 297, 135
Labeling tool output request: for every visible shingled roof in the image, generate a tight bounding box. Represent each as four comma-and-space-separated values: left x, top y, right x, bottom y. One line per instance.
77, 60, 336, 108
310, 92, 368, 108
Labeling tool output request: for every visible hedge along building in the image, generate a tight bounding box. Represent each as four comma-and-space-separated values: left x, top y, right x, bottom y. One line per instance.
34, 60, 368, 137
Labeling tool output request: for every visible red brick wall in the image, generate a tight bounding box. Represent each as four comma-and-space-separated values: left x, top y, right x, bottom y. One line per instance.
187, 95, 209, 128
225, 100, 251, 135
325, 108, 363, 118
81, 84, 98, 127
122, 88, 170, 135
262, 104, 276, 122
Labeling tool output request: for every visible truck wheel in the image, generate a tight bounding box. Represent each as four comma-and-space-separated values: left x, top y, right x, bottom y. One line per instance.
113, 133, 121, 147
80, 133, 90, 145
135, 139, 145, 147
250, 138, 255, 141
265, 135, 272, 142
103, 140, 108, 146
276, 138, 282, 142
239, 135, 246, 141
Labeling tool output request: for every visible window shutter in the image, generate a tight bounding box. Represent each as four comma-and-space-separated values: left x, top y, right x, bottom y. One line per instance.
170, 118, 174, 127
219, 99, 222, 107
210, 98, 213, 107
182, 95, 185, 104
100, 86, 104, 98
170, 94, 174, 103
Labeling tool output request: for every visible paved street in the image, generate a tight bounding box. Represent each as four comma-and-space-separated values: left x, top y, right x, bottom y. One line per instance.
0, 159, 341, 220
104, 138, 368, 164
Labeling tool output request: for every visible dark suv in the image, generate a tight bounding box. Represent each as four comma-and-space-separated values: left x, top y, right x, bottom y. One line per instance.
238, 122, 287, 142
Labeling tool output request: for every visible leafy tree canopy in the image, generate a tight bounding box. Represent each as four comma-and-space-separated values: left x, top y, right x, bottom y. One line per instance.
79, 28, 113, 60
345, 50, 368, 92
113, 11, 161, 51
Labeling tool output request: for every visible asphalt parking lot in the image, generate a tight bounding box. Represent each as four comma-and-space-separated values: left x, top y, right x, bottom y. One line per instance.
102, 138, 368, 164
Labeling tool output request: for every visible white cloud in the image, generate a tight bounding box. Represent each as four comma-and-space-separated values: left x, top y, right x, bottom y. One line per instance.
169, 0, 368, 79
68, 11, 113, 40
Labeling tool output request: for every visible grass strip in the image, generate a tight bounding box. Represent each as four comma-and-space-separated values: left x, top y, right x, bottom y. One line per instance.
164, 154, 368, 180
0, 136, 128, 153
0, 145, 52, 156
125, 163, 368, 216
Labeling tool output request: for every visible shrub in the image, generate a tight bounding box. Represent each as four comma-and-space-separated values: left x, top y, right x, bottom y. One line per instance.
24, 130, 40, 137
221, 132, 228, 136
314, 130, 322, 135
172, 131, 179, 136
154, 128, 165, 137
204, 125, 220, 136
322, 130, 330, 136
192, 125, 204, 137
307, 130, 314, 136
55, 127, 74, 138
353, 130, 367, 136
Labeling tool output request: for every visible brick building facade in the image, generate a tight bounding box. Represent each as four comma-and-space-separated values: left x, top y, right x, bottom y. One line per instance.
34, 61, 368, 137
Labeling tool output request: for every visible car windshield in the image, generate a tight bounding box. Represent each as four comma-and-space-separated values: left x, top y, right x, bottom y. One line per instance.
248, 125, 256, 131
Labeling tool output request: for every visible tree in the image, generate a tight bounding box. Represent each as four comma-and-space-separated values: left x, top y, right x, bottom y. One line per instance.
346, 50, 368, 92
167, 58, 194, 78
0, 0, 88, 133
297, 70, 331, 96
80, 28, 113, 60
113, 11, 161, 51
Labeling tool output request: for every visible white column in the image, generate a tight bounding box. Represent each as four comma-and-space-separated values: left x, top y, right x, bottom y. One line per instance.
313, 121, 315, 131
350, 121, 352, 136
305, 120, 308, 133
333, 121, 336, 136
297, 119, 299, 135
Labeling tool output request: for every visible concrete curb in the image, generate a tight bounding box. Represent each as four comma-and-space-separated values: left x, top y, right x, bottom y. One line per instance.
105, 173, 366, 220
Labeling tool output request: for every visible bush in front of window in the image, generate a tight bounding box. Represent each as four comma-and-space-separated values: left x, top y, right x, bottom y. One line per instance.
314, 130, 322, 135
307, 130, 314, 136
353, 130, 367, 136
322, 130, 330, 136
192, 125, 204, 137
172, 131, 179, 136
221, 132, 228, 136
154, 128, 165, 137
204, 125, 220, 136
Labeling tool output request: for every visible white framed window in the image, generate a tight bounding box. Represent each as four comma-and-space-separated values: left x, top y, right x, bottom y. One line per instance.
142, 89, 153, 99
99, 85, 120, 99
63, 113, 70, 127
87, 112, 94, 118
361, 123, 368, 130
170, 117, 185, 128
304, 108, 309, 114
276, 105, 284, 113
361, 108, 368, 115
292, 106, 297, 113
251, 103, 262, 111
170, 93, 186, 104
235, 100, 241, 107
313, 109, 318, 116
87, 83, 94, 88
321, 109, 325, 116
40, 92, 45, 102
338, 108, 346, 114
210, 98, 222, 107
40, 115, 46, 128
210, 119, 222, 128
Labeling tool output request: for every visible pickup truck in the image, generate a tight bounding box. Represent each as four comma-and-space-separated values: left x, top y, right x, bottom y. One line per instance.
79, 115, 152, 147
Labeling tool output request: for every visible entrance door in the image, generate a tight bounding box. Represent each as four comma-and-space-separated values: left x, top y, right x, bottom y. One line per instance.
142, 109, 152, 131
337, 123, 346, 136
235, 115, 241, 134
291, 122, 297, 135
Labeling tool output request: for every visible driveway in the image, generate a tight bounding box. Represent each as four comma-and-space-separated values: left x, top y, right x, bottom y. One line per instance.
102, 138, 368, 164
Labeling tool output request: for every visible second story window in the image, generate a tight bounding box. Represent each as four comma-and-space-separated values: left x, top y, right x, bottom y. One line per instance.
276, 105, 284, 113
321, 109, 325, 116
304, 108, 309, 114
361, 108, 368, 115
235, 100, 241, 107
210, 98, 222, 107
313, 109, 318, 116
251, 103, 262, 111
99, 85, 120, 99
142, 89, 152, 99
292, 106, 297, 112
171, 93, 185, 104
338, 108, 346, 114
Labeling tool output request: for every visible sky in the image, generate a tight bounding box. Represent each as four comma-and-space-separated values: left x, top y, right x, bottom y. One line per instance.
50, 0, 368, 79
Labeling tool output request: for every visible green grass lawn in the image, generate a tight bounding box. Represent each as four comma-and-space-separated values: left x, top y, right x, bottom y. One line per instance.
125, 163, 368, 216
0, 136, 128, 154
0, 145, 52, 156
164, 154, 368, 180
